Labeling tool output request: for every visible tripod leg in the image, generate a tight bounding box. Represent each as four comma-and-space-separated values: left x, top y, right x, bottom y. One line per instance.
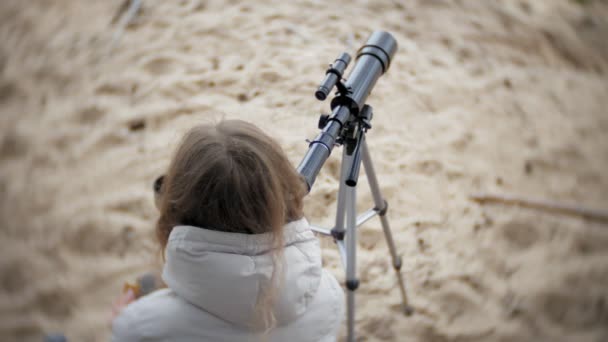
335, 146, 358, 341
332, 147, 352, 268
334, 148, 350, 237
345, 182, 358, 342
361, 139, 414, 315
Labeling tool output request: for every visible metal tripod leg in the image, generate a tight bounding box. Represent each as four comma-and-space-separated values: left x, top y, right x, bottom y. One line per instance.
334, 148, 348, 240
327, 135, 412, 342
345, 179, 357, 342
360, 138, 414, 315
333, 147, 358, 342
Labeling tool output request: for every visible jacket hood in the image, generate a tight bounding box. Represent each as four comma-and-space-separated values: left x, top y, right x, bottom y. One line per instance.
162, 218, 322, 329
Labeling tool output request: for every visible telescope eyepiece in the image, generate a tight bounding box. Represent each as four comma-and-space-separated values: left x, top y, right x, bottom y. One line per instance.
315, 87, 329, 101
315, 52, 351, 101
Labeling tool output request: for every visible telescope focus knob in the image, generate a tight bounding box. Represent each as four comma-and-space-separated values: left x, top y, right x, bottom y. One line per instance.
318, 114, 330, 129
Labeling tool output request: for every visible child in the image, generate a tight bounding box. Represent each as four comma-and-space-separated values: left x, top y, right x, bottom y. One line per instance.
111, 120, 345, 341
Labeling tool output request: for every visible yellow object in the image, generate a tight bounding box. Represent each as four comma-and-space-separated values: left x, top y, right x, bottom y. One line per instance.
123, 282, 140, 297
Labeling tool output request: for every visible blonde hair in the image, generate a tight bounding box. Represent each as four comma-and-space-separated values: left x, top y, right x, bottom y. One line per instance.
156, 119, 306, 330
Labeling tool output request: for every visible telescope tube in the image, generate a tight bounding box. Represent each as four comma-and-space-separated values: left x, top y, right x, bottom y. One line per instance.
298, 31, 398, 191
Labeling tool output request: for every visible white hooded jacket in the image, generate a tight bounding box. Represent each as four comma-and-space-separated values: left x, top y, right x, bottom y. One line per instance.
112, 218, 345, 341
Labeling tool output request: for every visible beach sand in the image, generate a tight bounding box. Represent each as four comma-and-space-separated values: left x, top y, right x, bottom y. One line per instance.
1, 0, 607, 341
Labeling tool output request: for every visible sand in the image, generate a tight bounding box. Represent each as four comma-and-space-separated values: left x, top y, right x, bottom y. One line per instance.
1, 0, 608, 341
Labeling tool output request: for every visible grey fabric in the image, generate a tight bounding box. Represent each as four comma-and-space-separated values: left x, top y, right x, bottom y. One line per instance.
111, 218, 344, 342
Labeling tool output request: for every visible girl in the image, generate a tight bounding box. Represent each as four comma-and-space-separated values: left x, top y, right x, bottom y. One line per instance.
111, 120, 345, 341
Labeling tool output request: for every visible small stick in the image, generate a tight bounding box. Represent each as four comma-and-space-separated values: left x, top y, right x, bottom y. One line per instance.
110, 0, 131, 24
108, 0, 143, 53
470, 192, 608, 223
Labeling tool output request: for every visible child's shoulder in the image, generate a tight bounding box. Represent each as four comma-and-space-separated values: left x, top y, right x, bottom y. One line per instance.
112, 289, 182, 339
112, 287, 242, 341
120, 288, 188, 320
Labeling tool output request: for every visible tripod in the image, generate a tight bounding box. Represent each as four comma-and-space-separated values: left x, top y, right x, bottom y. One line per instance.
308, 105, 413, 342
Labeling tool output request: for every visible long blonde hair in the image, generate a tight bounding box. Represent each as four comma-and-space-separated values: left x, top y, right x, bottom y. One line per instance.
156, 119, 306, 330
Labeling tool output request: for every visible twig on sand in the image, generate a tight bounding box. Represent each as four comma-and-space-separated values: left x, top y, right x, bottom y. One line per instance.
109, 0, 143, 53
111, 0, 131, 24
470, 193, 608, 223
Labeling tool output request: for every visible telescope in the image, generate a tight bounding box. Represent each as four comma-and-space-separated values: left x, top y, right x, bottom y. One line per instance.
297, 31, 397, 191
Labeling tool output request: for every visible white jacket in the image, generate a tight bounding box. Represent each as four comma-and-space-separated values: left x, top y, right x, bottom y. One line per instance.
112, 218, 345, 342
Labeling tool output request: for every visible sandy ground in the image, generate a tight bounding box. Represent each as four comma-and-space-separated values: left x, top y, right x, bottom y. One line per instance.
1, 0, 608, 341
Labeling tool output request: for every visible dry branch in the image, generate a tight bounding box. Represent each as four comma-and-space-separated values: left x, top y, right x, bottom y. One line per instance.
109, 0, 143, 53
470, 192, 608, 223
